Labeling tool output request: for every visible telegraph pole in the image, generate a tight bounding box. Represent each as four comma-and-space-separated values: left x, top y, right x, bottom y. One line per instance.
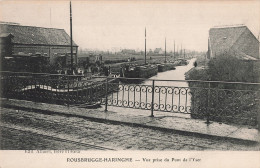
70, 1, 73, 72
164, 37, 166, 63
177, 45, 178, 58
180, 44, 182, 58
145, 27, 147, 65
174, 40, 175, 59
50, 8, 52, 27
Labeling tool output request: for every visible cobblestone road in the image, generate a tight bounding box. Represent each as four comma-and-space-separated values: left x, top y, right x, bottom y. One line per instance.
1, 126, 113, 150
0, 107, 259, 150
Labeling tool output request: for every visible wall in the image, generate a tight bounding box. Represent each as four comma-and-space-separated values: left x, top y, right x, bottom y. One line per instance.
12, 44, 78, 65
0, 36, 13, 57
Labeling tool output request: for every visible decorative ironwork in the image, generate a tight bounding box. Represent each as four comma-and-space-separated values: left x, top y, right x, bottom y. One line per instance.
1, 71, 259, 126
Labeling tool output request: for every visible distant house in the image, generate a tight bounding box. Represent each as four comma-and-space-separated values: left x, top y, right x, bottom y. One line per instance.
148, 49, 153, 55
208, 25, 259, 60
0, 23, 78, 65
78, 53, 102, 69
154, 48, 163, 54
78, 56, 90, 67
88, 54, 102, 64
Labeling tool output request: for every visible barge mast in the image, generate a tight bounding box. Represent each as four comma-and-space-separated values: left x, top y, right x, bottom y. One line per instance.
164, 37, 166, 63
70, 1, 73, 72
174, 40, 175, 59
145, 27, 147, 65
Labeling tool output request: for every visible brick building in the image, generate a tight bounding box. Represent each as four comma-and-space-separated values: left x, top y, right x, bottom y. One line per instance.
208, 25, 259, 60
0, 23, 78, 66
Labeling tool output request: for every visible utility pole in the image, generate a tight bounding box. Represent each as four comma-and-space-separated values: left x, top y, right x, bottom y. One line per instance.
177, 45, 178, 58
174, 40, 175, 60
259, 32, 260, 59
164, 37, 166, 63
50, 8, 52, 27
145, 27, 146, 65
180, 44, 182, 58
70, 1, 73, 72
184, 48, 185, 59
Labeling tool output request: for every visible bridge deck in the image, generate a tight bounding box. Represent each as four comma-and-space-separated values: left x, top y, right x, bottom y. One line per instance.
2, 98, 259, 143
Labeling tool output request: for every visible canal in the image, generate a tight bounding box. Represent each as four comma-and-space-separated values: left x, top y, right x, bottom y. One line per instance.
104, 58, 197, 116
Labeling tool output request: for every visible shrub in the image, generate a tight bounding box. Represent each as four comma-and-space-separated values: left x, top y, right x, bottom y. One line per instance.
186, 55, 259, 126
207, 55, 259, 83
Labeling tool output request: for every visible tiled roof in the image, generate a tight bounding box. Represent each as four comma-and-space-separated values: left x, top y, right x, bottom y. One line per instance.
209, 26, 247, 56
231, 49, 258, 60
0, 24, 78, 46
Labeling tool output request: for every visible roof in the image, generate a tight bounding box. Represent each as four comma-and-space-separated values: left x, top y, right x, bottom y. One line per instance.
154, 48, 162, 52
209, 26, 248, 56
233, 50, 258, 60
0, 33, 14, 38
0, 24, 78, 46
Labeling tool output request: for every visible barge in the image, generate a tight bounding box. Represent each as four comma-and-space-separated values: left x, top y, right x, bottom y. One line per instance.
158, 63, 176, 72
175, 59, 188, 66
120, 64, 158, 83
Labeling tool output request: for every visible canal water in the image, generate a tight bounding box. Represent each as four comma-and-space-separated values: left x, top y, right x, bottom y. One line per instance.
144, 58, 196, 86
104, 58, 196, 116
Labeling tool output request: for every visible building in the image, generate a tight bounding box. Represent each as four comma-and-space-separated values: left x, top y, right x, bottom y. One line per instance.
0, 23, 78, 66
208, 25, 259, 60
88, 54, 102, 64
78, 54, 103, 69
148, 49, 153, 55
0, 33, 14, 58
154, 48, 163, 55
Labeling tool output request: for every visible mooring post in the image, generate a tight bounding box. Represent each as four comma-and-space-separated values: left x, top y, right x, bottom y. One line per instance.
206, 82, 211, 125
105, 77, 108, 112
151, 80, 155, 117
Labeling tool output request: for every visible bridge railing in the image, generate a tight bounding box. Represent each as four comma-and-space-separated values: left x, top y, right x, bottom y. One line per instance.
102, 77, 260, 126
1, 71, 259, 127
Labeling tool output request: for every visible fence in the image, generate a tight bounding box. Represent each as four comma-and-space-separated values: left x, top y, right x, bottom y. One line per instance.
1, 71, 259, 126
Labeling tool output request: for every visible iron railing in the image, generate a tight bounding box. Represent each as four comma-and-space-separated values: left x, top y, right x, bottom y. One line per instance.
1, 71, 259, 126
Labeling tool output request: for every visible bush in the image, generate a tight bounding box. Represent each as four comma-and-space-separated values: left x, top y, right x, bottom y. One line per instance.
186, 55, 260, 126
207, 55, 259, 83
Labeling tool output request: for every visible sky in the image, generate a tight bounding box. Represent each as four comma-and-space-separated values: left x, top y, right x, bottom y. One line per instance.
0, 0, 260, 52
